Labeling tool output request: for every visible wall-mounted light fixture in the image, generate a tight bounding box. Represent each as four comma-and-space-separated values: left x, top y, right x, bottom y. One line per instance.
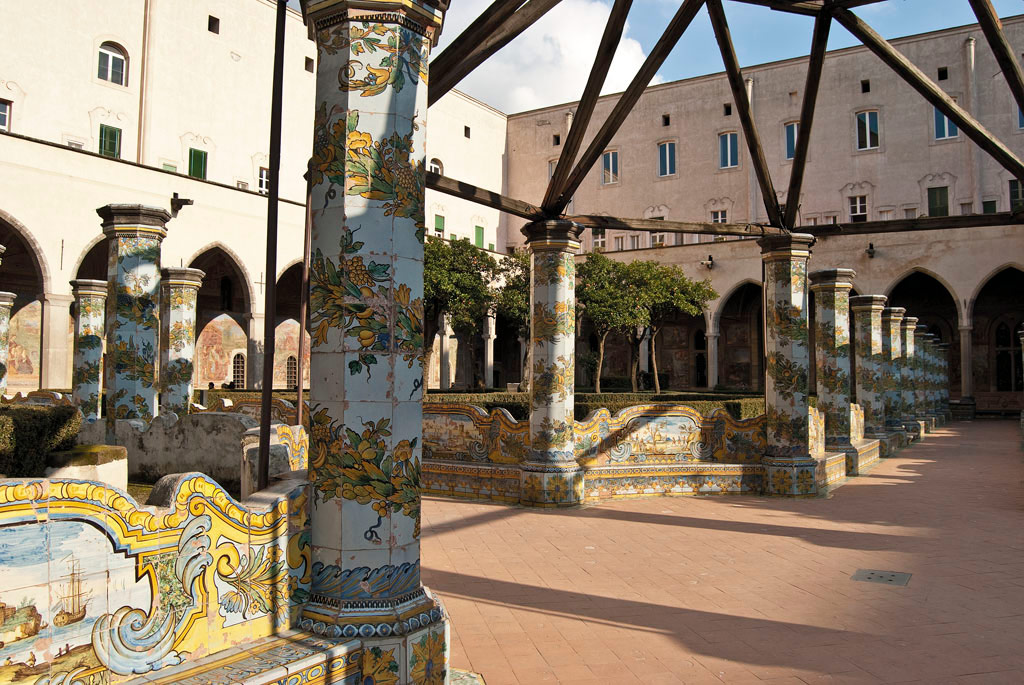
865, 242, 875, 258
700, 254, 714, 270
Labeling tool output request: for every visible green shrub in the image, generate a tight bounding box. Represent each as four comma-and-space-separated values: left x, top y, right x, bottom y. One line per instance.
192, 389, 305, 407
0, 405, 82, 477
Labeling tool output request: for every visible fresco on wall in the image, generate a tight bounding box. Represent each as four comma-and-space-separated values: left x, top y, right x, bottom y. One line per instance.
272, 319, 310, 389
7, 302, 40, 394
195, 314, 248, 389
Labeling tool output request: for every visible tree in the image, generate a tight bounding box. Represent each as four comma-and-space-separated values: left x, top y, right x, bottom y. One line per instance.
630, 261, 717, 393
577, 253, 644, 393
424, 237, 497, 389
493, 249, 531, 388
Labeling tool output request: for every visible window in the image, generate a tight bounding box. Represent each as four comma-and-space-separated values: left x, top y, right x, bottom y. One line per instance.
68, 141, 84, 150
937, 66, 948, 81
188, 148, 207, 180
613, 236, 624, 251
601, 150, 619, 184
879, 208, 893, 221
806, 216, 817, 226
488, 243, 494, 251
99, 124, 121, 158
428, 158, 443, 175
232, 354, 246, 388
433, 214, 445, 236
237, 181, 249, 190
0, 100, 9, 132
162, 163, 177, 172
719, 132, 738, 169
861, 79, 870, 94
474, 225, 484, 247
904, 207, 918, 219
784, 122, 799, 160
723, 103, 732, 116
994, 321, 1024, 392
592, 228, 606, 251
658, 141, 676, 176
927, 186, 949, 217
983, 199, 998, 214
630, 235, 641, 250
856, 110, 879, 150
286, 356, 298, 388
849, 195, 868, 222
1011, 180, 1024, 211
553, 134, 561, 146
259, 167, 270, 194
98, 43, 127, 86
208, 15, 220, 33
825, 215, 838, 224
711, 210, 727, 224
934, 107, 958, 139
305, 57, 314, 73
464, 126, 471, 138
1019, 107, 1024, 129
652, 233, 667, 247
662, 114, 670, 127
960, 202, 973, 215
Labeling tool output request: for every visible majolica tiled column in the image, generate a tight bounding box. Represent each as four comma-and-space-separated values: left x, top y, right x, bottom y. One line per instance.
522, 219, 583, 507
900, 316, 920, 421
809, 269, 856, 451
160, 267, 204, 415
914, 324, 932, 424
98, 205, 169, 439
70, 279, 107, 420
760, 234, 817, 496
881, 307, 905, 430
0, 292, 14, 396
301, 1, 448, 680
850, 295, 887, 435
938, 342, 951, 418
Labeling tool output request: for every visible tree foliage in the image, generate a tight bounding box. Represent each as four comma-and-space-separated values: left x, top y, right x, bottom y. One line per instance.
493, 249, 531, 388
577, 254, 646, 392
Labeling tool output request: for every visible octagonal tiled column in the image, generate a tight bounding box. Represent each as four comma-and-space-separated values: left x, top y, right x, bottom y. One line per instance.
880, 307, 905, 430
70, 279, 107, 420
521, 219, 583, 507
160, 267, 204, 415
759, 233, 818, 496
0, 292, 15, 396
850, 295, 886, 436
300, 1, 449, 680
98, 204, 169, 439
809, 269, 856, 451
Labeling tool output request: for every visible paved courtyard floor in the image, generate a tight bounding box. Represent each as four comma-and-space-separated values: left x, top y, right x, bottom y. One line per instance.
420, 420, 1024, 684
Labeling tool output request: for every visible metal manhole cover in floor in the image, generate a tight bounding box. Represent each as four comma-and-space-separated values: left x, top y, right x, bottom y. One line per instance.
851, 569, 912, 586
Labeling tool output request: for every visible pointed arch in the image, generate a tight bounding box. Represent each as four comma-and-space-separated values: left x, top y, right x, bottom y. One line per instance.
72, 234, 108, 281
966, 263, 1024, 322
712, 278, 762, 334
883, 266, 963, 325
0, 208, 50, 295
187, 242, 256, 314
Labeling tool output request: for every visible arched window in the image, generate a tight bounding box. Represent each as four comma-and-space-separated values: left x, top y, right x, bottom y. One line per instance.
232, 354, 246, 388
98, 43, 128, 86
428, 158, 443, 175
994, 321, 1023, 392
286, 356, 298, 388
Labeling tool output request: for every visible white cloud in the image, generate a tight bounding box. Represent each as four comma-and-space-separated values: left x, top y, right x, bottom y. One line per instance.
433, 0, 658, 114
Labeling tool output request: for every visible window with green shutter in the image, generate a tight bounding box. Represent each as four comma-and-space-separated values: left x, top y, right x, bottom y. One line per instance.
474, 226, 484, 247
983, 200, 998, 214
99, 125, 121, 158
1010, 180, 1024, 211
434, 214, 445, 235
189, 148, 207, 180
927, 186, 948, 217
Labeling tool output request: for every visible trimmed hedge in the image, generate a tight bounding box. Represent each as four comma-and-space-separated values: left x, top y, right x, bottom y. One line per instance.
0, 405, 82, 477
193, 389, 306, 407
425, 392, 765, 422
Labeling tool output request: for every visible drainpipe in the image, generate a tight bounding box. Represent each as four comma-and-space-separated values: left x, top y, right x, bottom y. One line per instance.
136, 0, 152, 164
745, 77, 758, 224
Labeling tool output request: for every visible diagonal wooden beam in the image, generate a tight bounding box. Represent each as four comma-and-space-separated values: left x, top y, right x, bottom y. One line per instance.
708, 0, 785, 228
430, 0, 524, 97
542, 0, 633, 212
834, 8, 1024, 182
427, 171, 545, 221
551, 0, 707, 212
784, 9, 831, 229
428, 0, 563, 106
968, 0, 1024, 122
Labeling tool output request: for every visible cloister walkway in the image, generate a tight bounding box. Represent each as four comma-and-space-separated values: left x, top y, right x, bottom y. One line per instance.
421, 420, 1024, 684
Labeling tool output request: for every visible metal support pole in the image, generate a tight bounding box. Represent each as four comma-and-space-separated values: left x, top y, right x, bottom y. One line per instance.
257, 0, 288, 492
296, 165, 312, 427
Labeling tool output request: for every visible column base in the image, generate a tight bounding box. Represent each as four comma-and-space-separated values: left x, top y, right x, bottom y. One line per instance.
902, 418, 926, 441
917, 415, 937, 433
868, 430, 904, 456
300, 587, 450, 684
762, 456, 823, 497
835, 439, 881, 475
519, 462, 584, 507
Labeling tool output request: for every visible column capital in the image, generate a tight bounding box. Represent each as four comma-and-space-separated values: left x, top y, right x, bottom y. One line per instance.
808, 268, 856, 290
850, 294, 887, 312
302, 0, 447, 45
161, 267, 205, 289
959, 323, 974, 331
881, 306, 906, 323
0, 292, 15, 308
0, 244, 6, 266
914, 323, 929, 335
757, 232, 814, 259
901, 315, 919, 330
522, 219, 584, 250
97, 204, 170, 240
70, 279, 108, 299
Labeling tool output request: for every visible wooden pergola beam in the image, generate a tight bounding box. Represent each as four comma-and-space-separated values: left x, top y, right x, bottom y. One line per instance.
834, 8, 1024, 182
784, 9, 831, 229
551, 0, 707, 212
428, 0, 563, 106
567, 213, 786, 237
426, 171, 545, 221
429, 0, 524, 101
708, 0, 785, 227
968, 0, 1024, 122
542, 0, 633, 211
802, 211, 1023, 237
725, 0, 885, 15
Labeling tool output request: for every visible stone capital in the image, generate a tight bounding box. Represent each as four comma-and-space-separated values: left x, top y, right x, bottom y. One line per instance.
0, 291, 15, 308
161, 267, 205, 289
757, 232, 815, 260
809, 268, 856, 290
302, 0, 447, 44
881, 306, 906, 323
522, 219, 584, 250
850, 294, 887, 312
901, 315, 919, 331
70, 279, 108, 299
98, 204, 170, 241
